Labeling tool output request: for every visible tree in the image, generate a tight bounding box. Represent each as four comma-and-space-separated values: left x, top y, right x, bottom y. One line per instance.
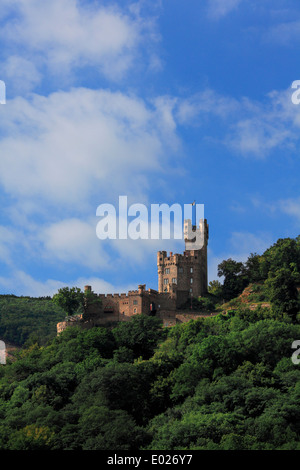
261, 238, 300, 279
217, 259, 248, 300
245, 253, 264, 283
265, 268, 299, 320
52, 287, 84, 318
208, 280, 223, 298
112, 314, 165, 359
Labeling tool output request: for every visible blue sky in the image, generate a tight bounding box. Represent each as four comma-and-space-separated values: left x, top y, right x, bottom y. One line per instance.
0, 0, 300, 296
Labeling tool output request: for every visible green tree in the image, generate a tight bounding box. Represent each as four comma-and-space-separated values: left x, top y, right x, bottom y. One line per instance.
266, 268, 299, 320
261, 238, 300, 279
245, 253, 264, 283
218, 259, 248, 300
112, 314, 165, 359
52, 287, 84, 318
208, 280, 223, 298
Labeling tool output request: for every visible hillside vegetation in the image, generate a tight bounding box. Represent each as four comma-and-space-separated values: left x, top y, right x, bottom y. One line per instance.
0, 295, 66, 347
0, 235, 299, 450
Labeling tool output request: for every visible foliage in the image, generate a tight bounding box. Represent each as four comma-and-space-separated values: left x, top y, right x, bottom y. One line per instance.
0, 305, 299, 450
52, 287, 84, 318
0, 295, 65, 346
112, 314, 166, 360
266, 268, 299, 320
216, 235, 300, 318
208, 280, 223, 298
217, 259, 248, 300
0, 236, 299, 450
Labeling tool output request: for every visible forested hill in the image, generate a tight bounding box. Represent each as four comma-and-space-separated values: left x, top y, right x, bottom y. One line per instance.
0, 235, 299, 450
0, 295, 65, 347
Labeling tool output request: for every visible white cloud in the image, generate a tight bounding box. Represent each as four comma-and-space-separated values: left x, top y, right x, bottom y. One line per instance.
0, 226, 19, 265
0, 88, 178, 209
229, 231, 273, 255
208, 231, 273, 282
1, 56, 42, 94
113, 236, 183, 267
0, 270, 66, 297
279, 197, 300, 223
0, 0, 144, 79
176, 87, 300, 158
0, 269, 137, 297
227, 118, 293, 157
39, 218, 110, 270
207, 0, 243, 20
176, 89, 240, 124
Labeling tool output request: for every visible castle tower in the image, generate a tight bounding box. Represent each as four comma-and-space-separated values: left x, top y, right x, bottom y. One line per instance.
157, 219, 209, 305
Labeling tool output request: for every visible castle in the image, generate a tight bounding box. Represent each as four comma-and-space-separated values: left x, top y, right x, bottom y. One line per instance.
57, 218, 209, 333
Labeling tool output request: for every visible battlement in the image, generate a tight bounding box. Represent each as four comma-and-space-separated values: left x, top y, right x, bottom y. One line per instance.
96, 293, 123, 299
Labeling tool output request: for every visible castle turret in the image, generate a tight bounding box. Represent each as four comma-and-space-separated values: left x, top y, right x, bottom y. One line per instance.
157, 219, 209, 305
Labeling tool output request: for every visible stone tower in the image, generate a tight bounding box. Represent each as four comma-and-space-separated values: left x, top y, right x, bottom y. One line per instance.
157, 219, 209, 306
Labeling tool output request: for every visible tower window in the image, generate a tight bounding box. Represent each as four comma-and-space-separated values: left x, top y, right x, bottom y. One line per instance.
134, 308, 137, 313
133, 300, 138, 305
163, 279, 169, 285
172, 278, 177, 284
190, 278, 193, 284
165, 268, 170, 274
178, 267, 183, 273
190, 267, 193, 273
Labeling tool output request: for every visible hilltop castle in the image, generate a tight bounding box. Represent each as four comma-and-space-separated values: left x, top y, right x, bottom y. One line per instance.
57, 218, 209, 333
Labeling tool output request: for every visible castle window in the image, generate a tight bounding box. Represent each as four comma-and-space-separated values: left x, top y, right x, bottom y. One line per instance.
190, 288, 193, 293
134, 308, 137, 313
190, 278, 193, 284
190, 267, 193, 273
163, 279, 169, 285
172, 278, 177, 284
178, 267, 183, 273
165, 268, 170, 274
133, 300, 138, 305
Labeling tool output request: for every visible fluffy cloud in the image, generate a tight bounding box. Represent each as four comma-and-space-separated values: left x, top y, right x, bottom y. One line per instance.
0, 0, 150, 81
39, 218, 110, 270
1, 84, 298, 221
0, 270, 136, 297
0, 88, 178, 209
0, 270, 66, 297
176, 87, 300, 158
1, 56, 42, 94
